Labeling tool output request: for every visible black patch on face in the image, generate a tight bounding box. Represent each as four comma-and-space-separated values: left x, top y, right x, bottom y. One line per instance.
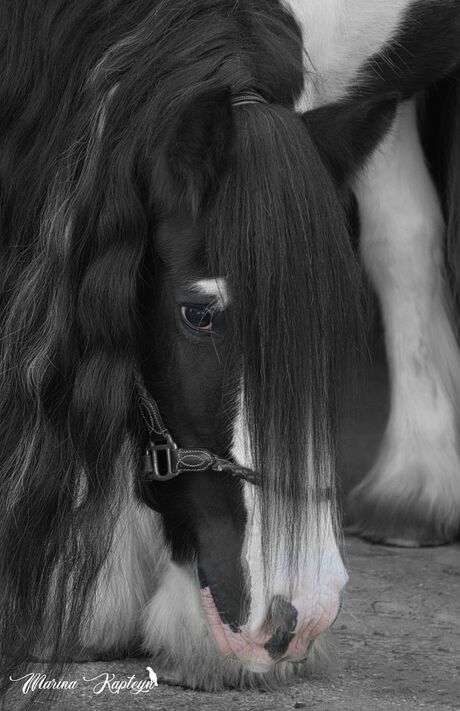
137, 214, 248, 628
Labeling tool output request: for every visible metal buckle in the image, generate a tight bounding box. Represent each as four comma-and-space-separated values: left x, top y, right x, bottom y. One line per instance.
143, 434, 179, 481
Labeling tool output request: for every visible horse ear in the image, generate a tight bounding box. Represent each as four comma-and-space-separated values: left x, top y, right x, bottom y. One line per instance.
302, 96, 398, 186
154, 87, 234, 216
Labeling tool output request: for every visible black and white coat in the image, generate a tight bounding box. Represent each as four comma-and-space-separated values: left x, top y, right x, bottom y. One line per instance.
90, 0, 460, 682
1, 0, 459, 695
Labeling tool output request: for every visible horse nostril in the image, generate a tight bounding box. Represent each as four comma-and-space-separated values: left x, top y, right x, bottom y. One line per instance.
268, 595, 299, 630
263, 595, 298, 660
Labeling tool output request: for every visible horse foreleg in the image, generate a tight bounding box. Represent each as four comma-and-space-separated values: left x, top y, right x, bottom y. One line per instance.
348, 99, 460, 546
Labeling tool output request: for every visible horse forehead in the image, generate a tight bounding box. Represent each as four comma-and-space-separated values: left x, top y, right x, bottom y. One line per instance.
154, 220, 231, 306
155, 215, 204, 271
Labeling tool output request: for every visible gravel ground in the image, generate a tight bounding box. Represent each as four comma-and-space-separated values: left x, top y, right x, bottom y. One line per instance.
5, 535, 459, 711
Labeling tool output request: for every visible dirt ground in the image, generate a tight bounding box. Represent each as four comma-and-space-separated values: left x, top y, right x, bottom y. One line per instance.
7, 536, 459, 711
5, 344, 460, 711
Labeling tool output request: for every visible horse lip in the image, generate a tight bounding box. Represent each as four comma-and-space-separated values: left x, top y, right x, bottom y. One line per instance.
263, 626, 296, 660
199, 582, 317, 670
199, 576, 272, 667
198, 566, 242, 633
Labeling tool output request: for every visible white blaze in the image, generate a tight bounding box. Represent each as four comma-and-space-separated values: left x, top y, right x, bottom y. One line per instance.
231, 391, 348, 650
190, 277, 230, 310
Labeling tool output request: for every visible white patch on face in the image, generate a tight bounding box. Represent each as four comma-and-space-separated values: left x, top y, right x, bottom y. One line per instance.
231, 390, 348, 662
282, 0, 412, 109
190, 277, 230, 310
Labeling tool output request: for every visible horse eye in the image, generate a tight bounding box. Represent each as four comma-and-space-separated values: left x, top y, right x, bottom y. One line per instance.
180, 304, 214, 333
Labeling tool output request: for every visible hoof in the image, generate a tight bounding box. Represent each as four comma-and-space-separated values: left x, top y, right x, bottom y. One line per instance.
345, 520, 451, 548
347, 470, 460, 548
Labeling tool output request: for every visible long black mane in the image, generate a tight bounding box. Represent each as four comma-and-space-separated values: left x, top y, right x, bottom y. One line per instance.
0, 0, 360, 694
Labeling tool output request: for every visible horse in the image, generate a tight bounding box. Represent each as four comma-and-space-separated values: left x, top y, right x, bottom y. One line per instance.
0, 0, 459, 701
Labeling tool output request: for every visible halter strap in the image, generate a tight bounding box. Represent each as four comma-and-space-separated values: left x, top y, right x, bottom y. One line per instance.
137, 377, 259, 487
231, 89, 268, 107
136, 376, 333, 512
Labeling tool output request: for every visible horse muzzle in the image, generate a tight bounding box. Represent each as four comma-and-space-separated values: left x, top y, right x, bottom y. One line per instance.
200, 580, 345, 672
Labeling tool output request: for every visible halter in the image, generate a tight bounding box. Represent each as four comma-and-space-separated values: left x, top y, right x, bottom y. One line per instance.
137, 378, 260, 495
137, 377, 333, 513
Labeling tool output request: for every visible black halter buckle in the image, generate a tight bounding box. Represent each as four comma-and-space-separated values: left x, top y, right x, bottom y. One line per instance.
143, 434, 179, 482
136, 373, 262, 499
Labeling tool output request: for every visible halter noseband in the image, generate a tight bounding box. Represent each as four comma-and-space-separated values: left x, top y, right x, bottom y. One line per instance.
137, 378, 260, 497
136, 378, 333, 513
